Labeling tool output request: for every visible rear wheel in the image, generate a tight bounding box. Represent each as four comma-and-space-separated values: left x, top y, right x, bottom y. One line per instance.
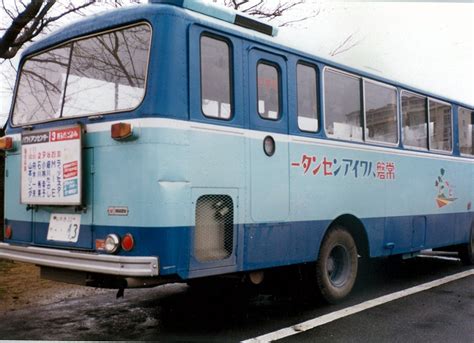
458, 224, 474, 266
316, 226, 358, 303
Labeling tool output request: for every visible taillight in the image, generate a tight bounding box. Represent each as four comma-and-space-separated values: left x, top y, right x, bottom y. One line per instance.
111, 122, 133, 140
121, 233, 135, 252
4, 225, 12, 239
0, 137, 13, 151
104, 234, 120, 254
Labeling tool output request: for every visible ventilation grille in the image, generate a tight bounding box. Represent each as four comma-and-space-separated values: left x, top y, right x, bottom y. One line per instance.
194, 195, 233, 262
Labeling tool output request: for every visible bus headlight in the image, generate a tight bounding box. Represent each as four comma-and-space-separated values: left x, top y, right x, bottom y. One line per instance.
105, 234, 120, 254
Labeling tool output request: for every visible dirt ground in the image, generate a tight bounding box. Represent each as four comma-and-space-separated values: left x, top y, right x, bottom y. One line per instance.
0, 260, 113, 312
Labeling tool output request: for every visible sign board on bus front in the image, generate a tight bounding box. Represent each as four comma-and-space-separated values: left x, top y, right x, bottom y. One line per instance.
21, 126, 82, 206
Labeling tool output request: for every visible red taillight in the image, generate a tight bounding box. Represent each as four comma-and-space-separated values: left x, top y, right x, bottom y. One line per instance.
4, 225, 12, 239
121, 233, 134, 252
111, 122, 133, 140
0, 137, 13, 151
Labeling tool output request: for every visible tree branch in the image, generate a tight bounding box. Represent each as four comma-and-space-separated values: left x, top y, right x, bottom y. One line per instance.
0, 0, 95, 60
12, 0, 56, 48
42, 2, 94, 26
0, 0, 43, 58
330, 33, 361, 56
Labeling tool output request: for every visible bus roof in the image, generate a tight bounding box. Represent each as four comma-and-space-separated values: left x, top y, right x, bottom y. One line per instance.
21, 1, 473, 109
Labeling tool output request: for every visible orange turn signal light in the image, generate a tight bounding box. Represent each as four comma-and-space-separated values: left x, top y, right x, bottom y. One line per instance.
111, 122, 133, 140
0, 137, 13, 151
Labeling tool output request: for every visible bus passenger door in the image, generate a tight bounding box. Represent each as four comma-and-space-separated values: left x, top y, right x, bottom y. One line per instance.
248, 49, 289, 223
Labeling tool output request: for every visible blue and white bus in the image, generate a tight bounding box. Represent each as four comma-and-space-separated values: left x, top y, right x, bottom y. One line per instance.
0, 0, 472, 303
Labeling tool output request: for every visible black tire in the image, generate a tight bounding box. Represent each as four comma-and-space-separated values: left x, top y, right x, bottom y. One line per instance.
458, 224, 474, 266
316, 226, 358, 304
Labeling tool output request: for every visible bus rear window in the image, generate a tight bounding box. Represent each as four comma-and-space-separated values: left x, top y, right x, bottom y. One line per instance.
12, 23, 151, 125
13, 46, 71, 125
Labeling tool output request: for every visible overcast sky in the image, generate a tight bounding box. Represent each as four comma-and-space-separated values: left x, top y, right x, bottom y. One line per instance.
0, 0, 472, 125
281, 0, 473, 106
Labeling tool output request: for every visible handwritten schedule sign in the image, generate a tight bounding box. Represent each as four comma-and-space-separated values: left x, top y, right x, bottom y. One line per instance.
21, 126, 82, 205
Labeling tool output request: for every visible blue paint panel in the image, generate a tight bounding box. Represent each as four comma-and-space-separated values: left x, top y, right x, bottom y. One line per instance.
454, 212, 472, 243
6, 211, 472, 279
150, 0, 186, 6
92, 225, 191, 276
152, 15, 189, 120
4, 219, 32, 244
5, 220, 190, 277
412, 216, 427, 250
243, 222, 323, 269
426, 214, 455, 248
384, 216, 412, 254
362, 218, 385, 256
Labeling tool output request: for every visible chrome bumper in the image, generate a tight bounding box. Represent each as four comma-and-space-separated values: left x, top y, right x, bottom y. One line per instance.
0, 242, 159, 277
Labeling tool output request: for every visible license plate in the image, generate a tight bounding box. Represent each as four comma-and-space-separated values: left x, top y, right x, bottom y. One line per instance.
47, 213, 81, 243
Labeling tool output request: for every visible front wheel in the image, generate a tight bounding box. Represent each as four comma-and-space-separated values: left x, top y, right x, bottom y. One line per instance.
316, 226, 358, 303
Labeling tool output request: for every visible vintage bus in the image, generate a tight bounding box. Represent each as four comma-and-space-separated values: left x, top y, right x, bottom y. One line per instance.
0, 0, 472, 303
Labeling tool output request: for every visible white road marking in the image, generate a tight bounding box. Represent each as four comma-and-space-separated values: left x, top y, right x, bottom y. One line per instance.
242, 269, 474, 343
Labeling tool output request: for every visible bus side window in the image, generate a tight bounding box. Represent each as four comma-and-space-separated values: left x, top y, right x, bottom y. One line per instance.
257, 62, 280, 120
364, 80, 398, 144
402, 92, 428, 150
458, 107, 474, 156
200, 35, 232, 120
429, 99, 452, 152
324, 69, 362, 141
297, 63, 318, 132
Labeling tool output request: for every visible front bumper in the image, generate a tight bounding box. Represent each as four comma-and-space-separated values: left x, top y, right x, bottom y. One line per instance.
0, 242, 159, 277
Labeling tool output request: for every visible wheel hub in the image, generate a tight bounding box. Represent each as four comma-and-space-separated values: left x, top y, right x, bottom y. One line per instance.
327, 244, 351, 287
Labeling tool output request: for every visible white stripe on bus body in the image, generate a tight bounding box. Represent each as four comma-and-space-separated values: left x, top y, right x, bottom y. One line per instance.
6, 117, 474, 164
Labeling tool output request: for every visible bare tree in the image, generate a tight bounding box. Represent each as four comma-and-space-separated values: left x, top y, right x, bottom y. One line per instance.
0, 1, 99, 60
217, 0, 318, 27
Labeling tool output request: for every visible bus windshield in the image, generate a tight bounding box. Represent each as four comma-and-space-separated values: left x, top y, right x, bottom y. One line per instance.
12, 23, 151, 126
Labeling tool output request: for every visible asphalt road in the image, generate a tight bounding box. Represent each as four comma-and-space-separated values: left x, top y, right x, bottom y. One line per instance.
282, 275, 473, 343
0, 254, 472, 342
